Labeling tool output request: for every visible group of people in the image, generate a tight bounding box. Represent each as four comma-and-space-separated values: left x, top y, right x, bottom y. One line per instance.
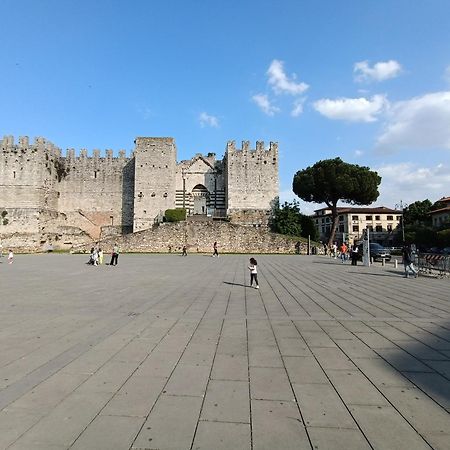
88, 243, 120, 266
324, 241, 360, 266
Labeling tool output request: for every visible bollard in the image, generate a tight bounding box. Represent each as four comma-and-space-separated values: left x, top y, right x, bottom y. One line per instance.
382, 258, 385, 266
394, 259, 398, 269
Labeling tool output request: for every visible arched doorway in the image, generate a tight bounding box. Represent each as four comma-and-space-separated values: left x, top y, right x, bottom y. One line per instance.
192, 184, 209, 215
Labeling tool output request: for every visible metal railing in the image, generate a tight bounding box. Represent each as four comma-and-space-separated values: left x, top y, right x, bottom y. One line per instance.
417, 253, 450, 278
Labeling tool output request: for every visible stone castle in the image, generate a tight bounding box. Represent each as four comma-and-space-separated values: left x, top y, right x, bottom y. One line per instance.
0, 135, 279, 249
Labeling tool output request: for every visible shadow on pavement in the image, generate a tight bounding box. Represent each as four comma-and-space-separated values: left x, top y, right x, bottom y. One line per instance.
223, 281, 248, 288
386, 323, 450, 411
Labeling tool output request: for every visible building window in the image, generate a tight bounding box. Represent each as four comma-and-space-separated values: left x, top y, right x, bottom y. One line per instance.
396, 215, 402, 220
387, 215, 393, 220
339, 225, 344, 232
352, 215, 358, 221
375, 215, 381, 220
367, 225, 373, 232
387, 224, 393, 232
339, 215, 343, 221
366, 215, 372, 220
353, 225, 359, 232
375, 225, 383, 232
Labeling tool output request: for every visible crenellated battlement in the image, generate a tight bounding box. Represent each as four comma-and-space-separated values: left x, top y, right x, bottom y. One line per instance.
64, 148, 129, 161
226, 140, 278, 155
1, 135, 62, 158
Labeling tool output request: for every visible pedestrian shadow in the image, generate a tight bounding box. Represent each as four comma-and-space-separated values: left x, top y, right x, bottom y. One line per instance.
223, 281, 248, 288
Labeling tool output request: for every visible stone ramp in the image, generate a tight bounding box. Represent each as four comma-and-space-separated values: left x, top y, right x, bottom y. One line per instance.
0, 254, 449, 449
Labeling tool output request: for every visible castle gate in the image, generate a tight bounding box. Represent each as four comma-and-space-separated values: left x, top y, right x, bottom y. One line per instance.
192, 184, 208, 215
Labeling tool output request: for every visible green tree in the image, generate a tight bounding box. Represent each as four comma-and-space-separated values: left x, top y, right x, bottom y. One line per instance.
270, 201, 302, 236
292, 158, 381, 246
403, 200, 432, 225
300, 214, 319, 241
269, 200, 319, 240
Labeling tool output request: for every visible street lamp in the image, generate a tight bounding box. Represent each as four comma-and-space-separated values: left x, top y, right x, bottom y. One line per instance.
395, 200, 407, 243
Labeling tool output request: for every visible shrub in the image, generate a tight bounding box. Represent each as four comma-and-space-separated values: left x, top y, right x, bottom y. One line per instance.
164, 208, 186, 222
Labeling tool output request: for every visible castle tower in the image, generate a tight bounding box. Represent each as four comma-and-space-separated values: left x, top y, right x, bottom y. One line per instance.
224, 140, 279, 225
133, 137, 177, 231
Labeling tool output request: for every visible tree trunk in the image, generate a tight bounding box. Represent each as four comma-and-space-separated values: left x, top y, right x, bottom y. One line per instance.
327, 203, 339, 248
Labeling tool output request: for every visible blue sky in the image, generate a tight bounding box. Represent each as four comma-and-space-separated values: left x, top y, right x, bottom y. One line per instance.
1, 0, 449, 213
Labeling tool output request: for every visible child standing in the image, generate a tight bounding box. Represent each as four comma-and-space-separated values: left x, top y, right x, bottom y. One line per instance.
8, 249, 14, 264
248, 257, 259, 289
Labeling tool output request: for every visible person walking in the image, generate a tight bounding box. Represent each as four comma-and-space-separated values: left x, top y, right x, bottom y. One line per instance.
8, 249, 14, 264
110, 243, 119, 266
351, 243, 358, 266
182, 245, 187, 256
402, 244, 418, 278
212, 241, 219, 257
98, 248, 104, 265
248, 257, 259, 289
340, 242, 347, 263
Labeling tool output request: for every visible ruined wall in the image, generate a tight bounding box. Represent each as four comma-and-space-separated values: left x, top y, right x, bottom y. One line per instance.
225, 140, 279, 222
133, 137, 177, 231
75, 221, 307, 254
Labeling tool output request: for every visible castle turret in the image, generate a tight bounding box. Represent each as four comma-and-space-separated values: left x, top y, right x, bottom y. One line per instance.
133, 137, 177, 231
224, 140, 279, 225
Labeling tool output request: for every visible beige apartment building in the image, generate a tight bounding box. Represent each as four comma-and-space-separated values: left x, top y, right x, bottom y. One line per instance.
313, 206, 403, 245
430, 196, 450, 228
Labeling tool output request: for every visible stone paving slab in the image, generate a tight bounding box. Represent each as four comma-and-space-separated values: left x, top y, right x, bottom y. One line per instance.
0, 253, 449, 449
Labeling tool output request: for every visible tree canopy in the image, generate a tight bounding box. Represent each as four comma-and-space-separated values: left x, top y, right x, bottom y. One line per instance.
292, 158, 381, 245
269, 200, 319, 241
403, 200, 433, 225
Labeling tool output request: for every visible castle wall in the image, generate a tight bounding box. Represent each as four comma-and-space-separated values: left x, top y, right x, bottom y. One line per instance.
58, 149, 132, 232
133, 137, 177, 231
1, 135, 280, 249
225, 141, 279, 220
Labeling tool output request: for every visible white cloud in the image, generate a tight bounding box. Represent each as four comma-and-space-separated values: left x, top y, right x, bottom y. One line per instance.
252, 93, 280, 116
199, 112, 219, 128
375, 162, 450, 207
376, 91, 450, 151
354, 60, 402, 83
267, 59, 309, 95
313, 95, 388, 122
291, 98, 306, 117
354, 149, 364, 157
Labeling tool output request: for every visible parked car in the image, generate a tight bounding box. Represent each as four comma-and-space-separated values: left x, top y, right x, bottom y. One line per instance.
358, 242, 391, 262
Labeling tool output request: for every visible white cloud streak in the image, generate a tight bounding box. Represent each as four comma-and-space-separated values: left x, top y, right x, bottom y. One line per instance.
291, 98, 306, 117
354, 60, 402, 83
376, 91, 450, 152
252, 93, 280, 116
267, 60, 309, 95
313, 95, 388, 122
199, 112, 219, 128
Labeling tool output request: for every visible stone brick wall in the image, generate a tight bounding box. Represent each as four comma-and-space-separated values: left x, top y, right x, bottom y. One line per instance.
225, 141, 279, 219
133, 138, 177, 231
74, 221, 308, 255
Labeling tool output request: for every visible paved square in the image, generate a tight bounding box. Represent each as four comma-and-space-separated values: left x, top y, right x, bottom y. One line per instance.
1, 254, 449, 449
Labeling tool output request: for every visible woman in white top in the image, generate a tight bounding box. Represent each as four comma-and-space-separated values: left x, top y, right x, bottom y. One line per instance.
248, 257, 259, 289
